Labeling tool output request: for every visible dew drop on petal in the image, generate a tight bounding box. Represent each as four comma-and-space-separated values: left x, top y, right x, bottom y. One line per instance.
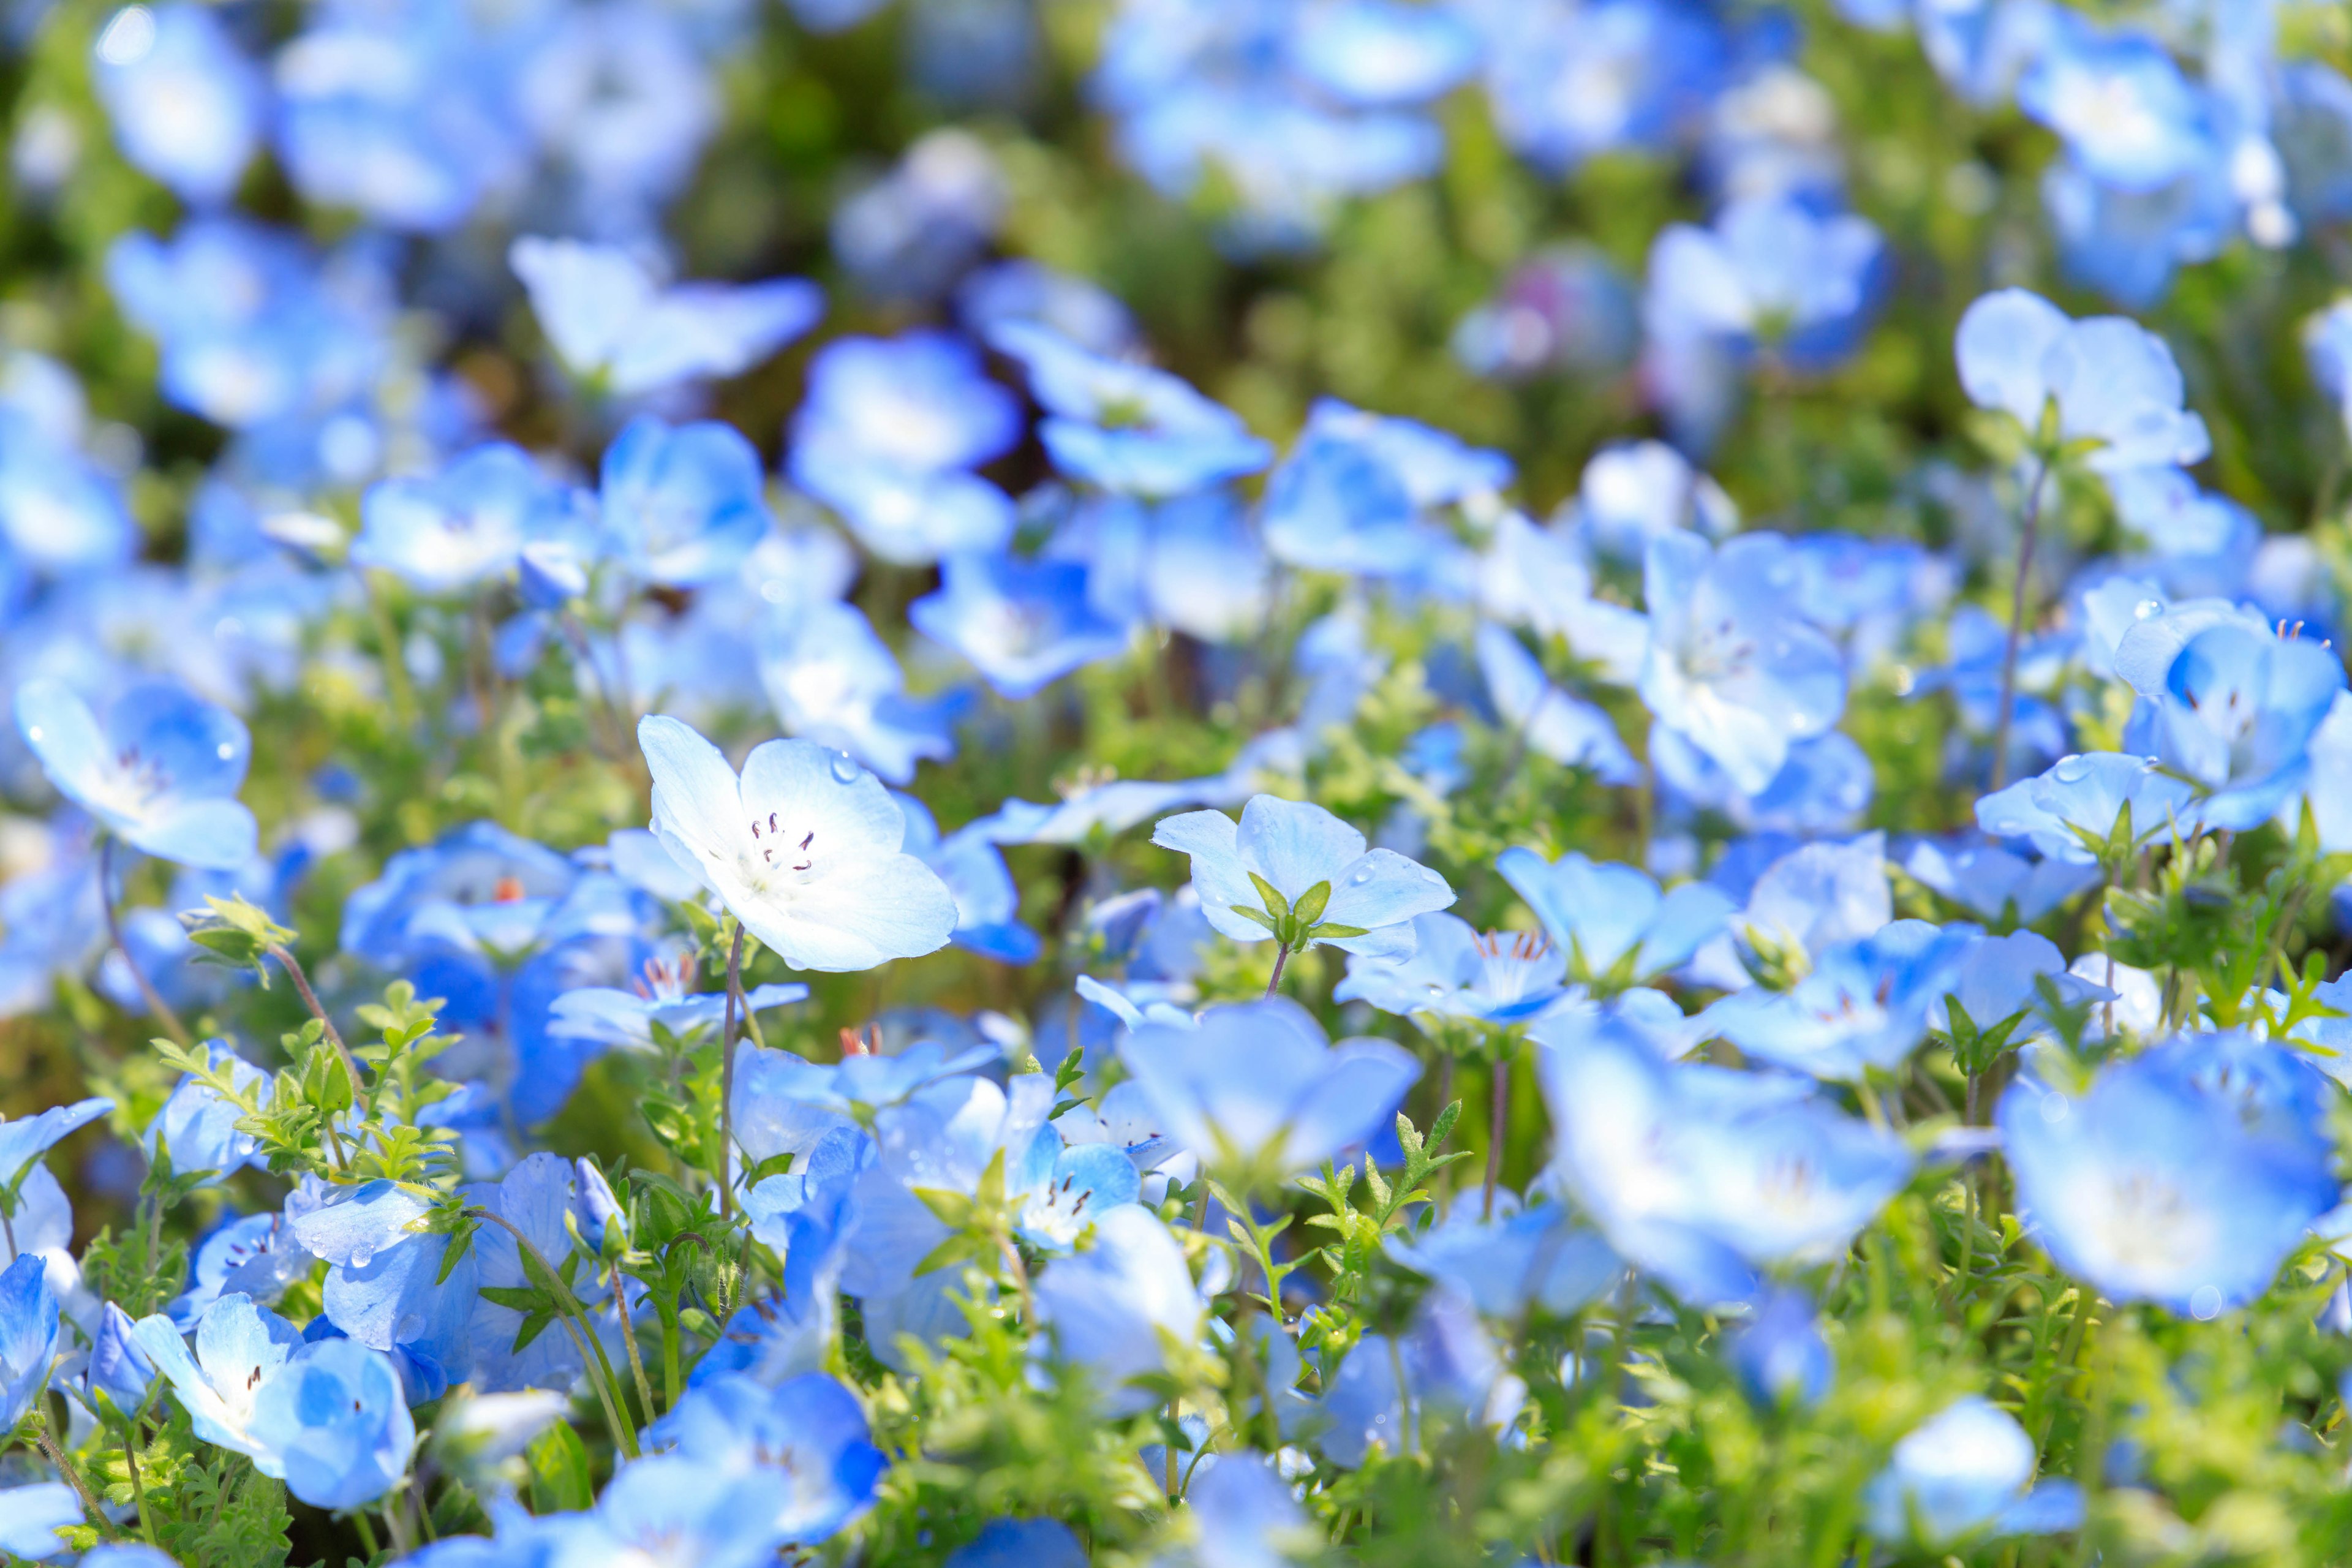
2190, 1284, 2223, 1320
2051, 755, 2089, 783
2038, 1091, 2070, 1125
829, 752, 859, 784
216, 742, 235, 760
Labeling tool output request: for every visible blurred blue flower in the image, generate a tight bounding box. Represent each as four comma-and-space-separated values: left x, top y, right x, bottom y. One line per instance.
0, 1253, 58, 1430
0, 410, 137, 582
756, 598, 965, 783
947, 1518, 1089, 1568
1864, 1397, 2084, 1545
1638, 531, 1847, 796
1644, 195, 1887, 372
910, 552, 1130, 701
511, 237, 822, 398
598, 416, 774, 588
2018, 19, 2214, 194
0, 1482, 78, 1561
1703, 919, 1981, 1080
92, 4, 264, 206
990, 323, 1272, 497
2000, 1038, 2338, 1316
1031, 1205, 1201, 1414
1954, 289, 2211, 470
1728, 1287, 1832, 1409
831, 129, 1006, 301
895, 793, 1040, 964
646, 1371, 886, 1544
15, 680, 257, 869
354, 443, 594, 596
1497, 846, 1732, 986
1333, 911, 1569, 1025
1118, 998, 1419, 1178
1262, 399, 1509, 576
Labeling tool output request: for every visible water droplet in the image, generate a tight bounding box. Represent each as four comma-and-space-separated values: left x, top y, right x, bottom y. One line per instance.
829, 752, 859, 784
2051, 755, 2089, 783
215, 742, 235, 760
2038, 1091, 2070, 1125
1347, 864, 1376, 886
2190, 1284, 2223, 1320
22, 727, 37, 742
350, 1243, 374, 1268
2133, 598, 2161, 620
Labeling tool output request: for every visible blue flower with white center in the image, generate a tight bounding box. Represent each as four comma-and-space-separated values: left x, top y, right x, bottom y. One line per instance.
1333, 912, 1569, 1025
641, 717, 958, 971
1497, 846, 1733, 988
91, 4, 265, 206
1152, 794, 1453, 965
1953, 288, 2211, 471
648, 1372, 886, 1545
246, 1336, 415, 1510
0, 1254, 58, 1431
788, 331, 1022, 565
1538, 1016, 1915, 1307
353, 443, 594, 597
143, 1039, 265, 1186
989, 322, 1272, 497
2016, 17, 2212, 194
909, 552, 1131, 701
1999, 1038, 2338, 1317
1976, 752, 2200, 864
1643, 195, 1888, 372
1118, 998, 1419, 1180
511, 237, 822, 398
598, 417, 773, 589
15, 680, 257, 869
1638, 531, 1848, 795
132, 1292, 302, 1457
1864, 1397, 2084, 1545
168, 1210, 306, 1326
1474, 622, 1638, 783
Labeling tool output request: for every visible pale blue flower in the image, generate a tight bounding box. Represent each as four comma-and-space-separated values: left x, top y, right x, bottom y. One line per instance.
1638, 531, 1847, 794
1031, 1205, 1202, 1415
909, 553, 1131, 700
92, 4, 264, 206
16, 680, 257, 869
511, 237, 822, 397
1151, 794, 1453, 960
600, 417, 773, 588
1118, 998, 1419, 1178
1702, 919, 1981, 1080
1474, 622, 1638, 783
353, 444, 594, 596
990, 322, 1272, 497
756, 598, 963, 785
1953, 288, 2210, 470
246, 1336, 415, 1509
639, 716, 958, 971
143, 1039, 266, 1185
1864, 1398, 2084, 1544
0, 1254, 58, 1430
0, 1483, 78, 1561
647, 1372, 885, 1544
1332, 912, 1569, 1024
1729, 1288, 1831, 1409
132, 1292, 302, 1457
1496, 846, 1733, 986
1977, 752, 2199, 864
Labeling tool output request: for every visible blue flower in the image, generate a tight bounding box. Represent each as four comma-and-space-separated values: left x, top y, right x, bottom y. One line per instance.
0, 1254, 58, 1430
1118, 999, 1419, 1180
1151, 794, 1453, 961
647, 1372, 886, 1545
0, 411, 137, 581
990, 323, 1272, 497
1953, 289, 2211, 470
81, 1300, 157, 1414
830, 129, 1005, 300
1638, 531, 1848, 794
1702, 920, 1982, 1080
1864, 1397, 2084, 1545
91, 4, 264, 206
1287, 0, 1482, 107
1384, 1192, 1620, 1318
354, 444, 594, 596
0, 1483, 79, 1561
1538, 1017, 1915, 1306
1333, 912, 1569, 1025
464, 1154, 611, 1394
1975, 752, 2200, 864
1643, 195, 1887, 372
598, 416, 774, 589
1902, 836, 2103, 924
143, 1039, 266, 1186
1474, 622, 1638, 783
788, 332, 1022, 565
15, 680, 257, 869
1729, 1288, 1832, 1409
549, 952, 809, 1053
1031, 1205, 1202, 1415
132, 1292, 303, 1457
895, 794, 1041, 963
572, 1453, 792, 1568
639, 717, 958, 970
947, 1518, 1090, 1568
2122, 620, 2345, 829
757, 598, 963, 784
1496, 846, 1733, 987
1999, 1038, 2338, 1317
909, 552, 1131, 700
511, 237, 823, 397
247, 1336, 415, 1509
1261, 399, 1509, 576
2017, 19, 2212, 193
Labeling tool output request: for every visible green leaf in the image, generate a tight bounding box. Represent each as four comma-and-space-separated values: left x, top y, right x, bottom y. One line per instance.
527, 1419, 594, 1514
1247, 872, 1291, 921
1291, 880, 1331, 927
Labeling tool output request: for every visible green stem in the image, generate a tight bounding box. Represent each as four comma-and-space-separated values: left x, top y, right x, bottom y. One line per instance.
33, 1422, 116, 1540
474, 1211, 638, 1458
99, 838, 189, 1047
718, 924, 747, 1219
612, 1266, 658, 1426
1264, 941, 1292, 998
